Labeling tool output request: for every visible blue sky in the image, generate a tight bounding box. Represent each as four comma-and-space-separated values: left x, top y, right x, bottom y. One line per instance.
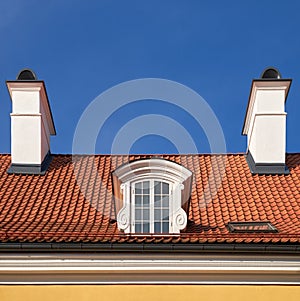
1, 0, 300, 155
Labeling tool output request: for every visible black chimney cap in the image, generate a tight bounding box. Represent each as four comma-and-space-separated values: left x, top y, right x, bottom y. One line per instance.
16, 69, 37, 80
260, 67, 281, 79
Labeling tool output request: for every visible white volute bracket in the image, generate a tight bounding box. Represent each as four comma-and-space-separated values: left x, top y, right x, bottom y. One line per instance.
6, 80, 56, 173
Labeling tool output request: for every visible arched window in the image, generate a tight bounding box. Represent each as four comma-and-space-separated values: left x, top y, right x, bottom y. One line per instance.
112, 159, 192, 234
132, 179, 171, 234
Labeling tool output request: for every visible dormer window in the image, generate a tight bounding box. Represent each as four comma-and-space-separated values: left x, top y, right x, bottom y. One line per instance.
133, 179, 171, 234
112, 159, 192, 234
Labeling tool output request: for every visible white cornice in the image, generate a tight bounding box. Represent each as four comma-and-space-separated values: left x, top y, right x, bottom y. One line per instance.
0, 254, 299, 284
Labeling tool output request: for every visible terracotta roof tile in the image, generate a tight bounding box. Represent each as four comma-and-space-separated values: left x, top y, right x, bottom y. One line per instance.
0, 153, 300, 244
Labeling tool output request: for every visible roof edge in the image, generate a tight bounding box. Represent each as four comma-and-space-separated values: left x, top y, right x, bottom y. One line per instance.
1, 242, 300, 254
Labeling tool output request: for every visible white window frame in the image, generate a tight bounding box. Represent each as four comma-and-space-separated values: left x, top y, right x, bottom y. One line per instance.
113, 159, 192, 234
131, 179, 173, 234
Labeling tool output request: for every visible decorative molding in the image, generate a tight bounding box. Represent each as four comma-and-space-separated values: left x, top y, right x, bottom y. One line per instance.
0, 254, 299, 284
117, 183, 130, 231
117, 206, 130, 231
173, 208, 187, 231
113, 158, 192, 184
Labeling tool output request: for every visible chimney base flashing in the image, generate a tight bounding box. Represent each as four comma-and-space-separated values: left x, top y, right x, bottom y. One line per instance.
246, 152, 289, 175
7, 152, 52, 175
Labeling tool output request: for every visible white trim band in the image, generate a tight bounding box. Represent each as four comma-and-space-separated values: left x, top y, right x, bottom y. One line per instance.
0, 255, 299, 284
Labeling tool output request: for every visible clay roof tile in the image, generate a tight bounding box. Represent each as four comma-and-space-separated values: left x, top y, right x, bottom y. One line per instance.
0, 153, 300, 244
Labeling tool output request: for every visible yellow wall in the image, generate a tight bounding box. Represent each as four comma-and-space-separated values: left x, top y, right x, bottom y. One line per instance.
0, 285, 300, 301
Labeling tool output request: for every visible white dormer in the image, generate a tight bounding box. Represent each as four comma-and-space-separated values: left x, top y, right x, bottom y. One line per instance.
112, 158, 192, 234
6, 69, 56, 174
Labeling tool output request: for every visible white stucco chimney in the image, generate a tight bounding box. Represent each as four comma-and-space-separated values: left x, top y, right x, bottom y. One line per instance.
242, 67, 291, 174
6, 69, 56, 174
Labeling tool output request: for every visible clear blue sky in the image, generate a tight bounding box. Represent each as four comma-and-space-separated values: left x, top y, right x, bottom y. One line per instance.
1, 0, 300, 155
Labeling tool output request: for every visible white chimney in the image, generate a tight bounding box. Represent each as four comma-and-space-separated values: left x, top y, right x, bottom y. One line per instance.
242, 67, 291, 174
6, 69, 56, 174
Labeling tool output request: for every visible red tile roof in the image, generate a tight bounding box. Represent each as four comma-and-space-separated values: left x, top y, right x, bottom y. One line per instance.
0, 153, 300, 244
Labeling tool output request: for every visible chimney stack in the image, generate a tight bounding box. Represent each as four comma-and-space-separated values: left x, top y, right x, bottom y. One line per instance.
242, 67, 291, 174
6, 69, 56, 175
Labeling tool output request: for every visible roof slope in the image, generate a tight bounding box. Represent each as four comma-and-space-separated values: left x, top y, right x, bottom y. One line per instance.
0, 154, 300, 244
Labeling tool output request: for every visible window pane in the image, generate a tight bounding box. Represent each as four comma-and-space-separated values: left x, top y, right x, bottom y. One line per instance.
143, 181, 150, 194
143, 195, 149, 205
154, 195, 161, 207
135, 209, 142, 221
135, 182, 142, 194
135, 195, 142, 206
143, 223, 150, 233
143, 208, 150, 221
154, 209, 161, 221
162, 196, 169, 207
162, 182, 169, 194
162, 222, 169, 233
135, 223, 142, 233
154, 181, 161, 194
154, 222, 161, 233
162, 209, 169, 221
